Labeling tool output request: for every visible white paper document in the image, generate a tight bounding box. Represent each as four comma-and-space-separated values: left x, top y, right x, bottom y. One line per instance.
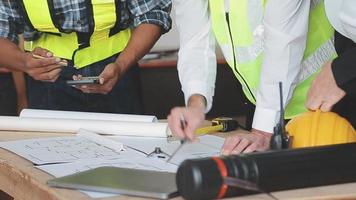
112, 135, 225, 165
0, 135, 141, 165
0, 116, 170, 137
20, 109, 158, 122
0, 130, 225, 198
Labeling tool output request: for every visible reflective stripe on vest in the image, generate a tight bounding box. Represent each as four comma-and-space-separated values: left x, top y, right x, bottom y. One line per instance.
209, 0, 336, 118
22, 0, 131, 69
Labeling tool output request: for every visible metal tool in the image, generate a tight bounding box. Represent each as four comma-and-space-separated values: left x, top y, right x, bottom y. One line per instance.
166, 140, 187, 163
147, 147, 170, 158
167, 117, 240, 143
195, 117, 240, 135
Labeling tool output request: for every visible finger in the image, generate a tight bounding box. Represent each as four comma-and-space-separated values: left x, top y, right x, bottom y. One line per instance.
29, 57, 61, 68
99, 65, 116, 85
320, 101, 333, 112
43, 73, 61, 83
221, 136, 241, 155
50, 74, 61, 82
30, 64, 62, 76
33, 47, 53, 57
81, 89, 92, 94
231, 138, 250, 154
167, 110, 186, 139
184, 125, 196, 141
81, 84, 108, 94
58, 59, 68, 66
40, 57, 62, 67
77, 85, 100, 94
44, 68, 62, 81
243, 142, 258, 153
35, 67, 62, 81
77, 87, 92, 93
27, 64, 62, 80
306, 97, 322, 111
0, 67, 11, 73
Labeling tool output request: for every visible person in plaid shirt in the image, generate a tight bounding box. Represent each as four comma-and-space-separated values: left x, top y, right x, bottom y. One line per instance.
0, 0, 171, 114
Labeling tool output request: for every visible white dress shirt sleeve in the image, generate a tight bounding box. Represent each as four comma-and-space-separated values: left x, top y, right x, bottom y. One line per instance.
252, 0, 311, 133
174, 0, 217, 112
338, 0, 356, 42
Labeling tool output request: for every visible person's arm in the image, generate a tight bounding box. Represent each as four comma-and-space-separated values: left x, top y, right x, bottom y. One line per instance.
254, 0, 310, 133
77, 0, 172, 94
167, 0, 216, 140
0, 0, 31, 71
222, 0, 310, 155
13, 35, 27, 114
12, 71, 28, 114
332, 47, 356, 97
306, 44, 356, 112
0, 1, 63, 81
306, 4, 356, 111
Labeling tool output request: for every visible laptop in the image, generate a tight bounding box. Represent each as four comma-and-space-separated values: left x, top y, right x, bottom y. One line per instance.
47, 167, 178, 199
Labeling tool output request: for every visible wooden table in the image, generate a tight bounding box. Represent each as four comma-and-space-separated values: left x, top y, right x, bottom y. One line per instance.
1, 130, 356, 200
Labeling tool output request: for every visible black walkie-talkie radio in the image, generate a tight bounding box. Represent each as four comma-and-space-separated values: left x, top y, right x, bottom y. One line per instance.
270, 82, 292, 150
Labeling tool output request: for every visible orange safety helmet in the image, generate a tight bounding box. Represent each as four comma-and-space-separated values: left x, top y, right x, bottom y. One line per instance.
286, 110, 356, 148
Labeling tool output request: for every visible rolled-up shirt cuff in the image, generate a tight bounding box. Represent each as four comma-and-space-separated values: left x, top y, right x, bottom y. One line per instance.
133, 11, 172, 34
252, 106, 279, 133
183, 81, 214, 113
0, 26, 18, 44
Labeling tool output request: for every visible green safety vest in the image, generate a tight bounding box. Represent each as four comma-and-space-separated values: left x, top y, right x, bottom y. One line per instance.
21, 0, 131, 69
209, 0, 336, 118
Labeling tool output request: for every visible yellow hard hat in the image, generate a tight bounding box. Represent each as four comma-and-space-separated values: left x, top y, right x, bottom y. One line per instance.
286, 110, 356, 148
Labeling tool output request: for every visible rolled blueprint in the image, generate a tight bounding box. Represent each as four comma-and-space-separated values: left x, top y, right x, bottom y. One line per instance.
20, 109, 158, 123
0, 116, 171, 137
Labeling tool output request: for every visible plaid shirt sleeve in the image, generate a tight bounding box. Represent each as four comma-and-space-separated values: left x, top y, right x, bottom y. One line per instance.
0, 1, 24, 44
128, 0, 172, 34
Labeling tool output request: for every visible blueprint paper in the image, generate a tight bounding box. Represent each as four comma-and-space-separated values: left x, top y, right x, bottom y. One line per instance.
0, 133, 224, 166
112, 135, 225, 165
0, 116, 170, 137
0, 136, 142, 165
20, 109, 157, 122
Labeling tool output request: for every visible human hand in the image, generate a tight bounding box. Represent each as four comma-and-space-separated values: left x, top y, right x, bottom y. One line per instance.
23, 47, 66, 82
73, 62, 124, 94
306, 61, 346, 112
0, 67, 11, 73
167, 95, 206, 141
221, 129, 272, 155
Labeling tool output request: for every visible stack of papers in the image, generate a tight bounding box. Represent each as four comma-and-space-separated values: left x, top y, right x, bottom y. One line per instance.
0, 129, 225, 198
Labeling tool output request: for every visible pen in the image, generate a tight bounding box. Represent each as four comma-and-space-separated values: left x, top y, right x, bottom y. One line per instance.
179, 114, 188, 144
32, 54, 68, 67
166, 114, 188, 163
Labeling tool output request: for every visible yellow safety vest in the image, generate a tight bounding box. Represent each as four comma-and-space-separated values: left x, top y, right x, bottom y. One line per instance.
22, 0, 131, 69
209, 0, 336, 118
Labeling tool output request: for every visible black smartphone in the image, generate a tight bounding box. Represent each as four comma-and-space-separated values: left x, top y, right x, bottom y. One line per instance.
66, 76, 100, 86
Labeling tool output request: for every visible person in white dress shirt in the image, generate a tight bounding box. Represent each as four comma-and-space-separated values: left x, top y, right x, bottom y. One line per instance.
168, 0, 330, 154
